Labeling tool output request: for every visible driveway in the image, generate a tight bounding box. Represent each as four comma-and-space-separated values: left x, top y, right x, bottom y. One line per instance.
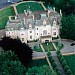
61, 39, 75, 54
0, 0, 22, 9
33, 39, 75, 58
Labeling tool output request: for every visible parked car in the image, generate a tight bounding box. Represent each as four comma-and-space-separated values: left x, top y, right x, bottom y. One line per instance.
71, 42, 75, 46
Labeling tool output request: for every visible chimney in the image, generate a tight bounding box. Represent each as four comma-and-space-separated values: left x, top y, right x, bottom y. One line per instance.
48, 10, 50, 17
24, 10, 28, 16
60, 9, 62, 16
53, 7, 55, 12
24, 18, 25, 24
33, 15, 34, 20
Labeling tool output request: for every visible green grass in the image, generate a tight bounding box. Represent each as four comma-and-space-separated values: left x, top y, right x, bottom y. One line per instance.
16, 2, 44, 14
0, 7, 15, 29
42, 42, 55, 51
64, 54, 75, 75
28, 58, 48, 68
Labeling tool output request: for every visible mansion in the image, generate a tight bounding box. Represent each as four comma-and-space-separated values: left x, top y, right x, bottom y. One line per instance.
5, 7, 62, 43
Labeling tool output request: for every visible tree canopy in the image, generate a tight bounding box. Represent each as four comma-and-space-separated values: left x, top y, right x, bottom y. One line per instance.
0, 51, 26, 75
0, 37, 33, 66
60, 15, 75, 40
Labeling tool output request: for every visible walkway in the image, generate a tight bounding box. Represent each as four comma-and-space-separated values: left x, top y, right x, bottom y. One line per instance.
51, 42, 66, 75
52, 53, 66, 75
40, 44, 56, 75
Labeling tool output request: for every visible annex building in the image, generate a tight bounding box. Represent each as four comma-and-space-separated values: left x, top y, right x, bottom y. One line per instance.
5, 6, 62, 43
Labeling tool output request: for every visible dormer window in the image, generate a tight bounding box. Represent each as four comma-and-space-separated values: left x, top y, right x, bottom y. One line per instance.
29, 23, 32, 29
53, 19, 56, 26
21, 28, 24, 30
43, 20, 46, 26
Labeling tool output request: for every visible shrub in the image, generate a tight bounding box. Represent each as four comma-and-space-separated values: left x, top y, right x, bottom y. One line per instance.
66, 69, 72, 75
57, 71, 61, 75
54, 67, 59, 72
52, 62, 57, 68
56, 50, 60, 55
62, 60, 67, 67
64, 65, 70, 71
69, 74, 73, 75
51, 58, 55, 63
48, 55, 53, 60
47, 52, 51, 56
58, 53, 62, 59
60, 56, 64, 62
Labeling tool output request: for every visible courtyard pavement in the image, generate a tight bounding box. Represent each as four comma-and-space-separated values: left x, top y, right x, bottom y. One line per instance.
61, 39, 75, 54
33, 39, 75, 57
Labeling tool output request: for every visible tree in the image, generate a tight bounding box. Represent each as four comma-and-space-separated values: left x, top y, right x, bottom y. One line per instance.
0, 37, 33, 66
0, 51, 26, 75
60, 15, 75, 40
26, 65, 52, 75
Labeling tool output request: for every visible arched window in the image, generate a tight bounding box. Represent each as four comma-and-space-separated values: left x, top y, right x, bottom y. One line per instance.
43, 30, 47, 35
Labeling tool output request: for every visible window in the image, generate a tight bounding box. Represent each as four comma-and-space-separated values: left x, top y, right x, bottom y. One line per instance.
30, 31, 32, 33
37, 28, 38, 30
30, 36, 32, 39
21, 34, 24, 35
53, 28, 56, 30
37, 33, 38, 35
22, 38, 24, 41
43, 30, 47, 35
9, 32, 10, 34
53, 32, 56, 35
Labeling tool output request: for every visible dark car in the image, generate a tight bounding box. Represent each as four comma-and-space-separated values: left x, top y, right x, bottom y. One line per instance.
71, 42, 75, 46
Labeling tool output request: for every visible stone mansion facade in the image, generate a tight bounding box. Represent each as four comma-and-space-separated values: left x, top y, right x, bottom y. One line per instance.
5, 7, 62, 43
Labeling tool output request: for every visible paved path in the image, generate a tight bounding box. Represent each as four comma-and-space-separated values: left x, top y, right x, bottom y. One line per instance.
0, 0, 22, 9
40, 44, 56, 75
52, 53, 66, 75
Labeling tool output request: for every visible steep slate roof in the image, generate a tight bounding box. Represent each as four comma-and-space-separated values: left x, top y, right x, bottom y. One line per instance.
6, 10, 61, 30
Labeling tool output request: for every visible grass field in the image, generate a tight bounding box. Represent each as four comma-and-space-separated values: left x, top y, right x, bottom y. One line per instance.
64, 54, 75, 75
28, 58, 48, 67
16, 2, 44, 14
0, 7, 15, 29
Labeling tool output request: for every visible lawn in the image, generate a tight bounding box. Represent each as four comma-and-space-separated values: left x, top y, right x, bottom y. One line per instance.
42, 42, 55, 51
64, 54, 75, 75
16, 2, 44, 14
0, 7, 15, 29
